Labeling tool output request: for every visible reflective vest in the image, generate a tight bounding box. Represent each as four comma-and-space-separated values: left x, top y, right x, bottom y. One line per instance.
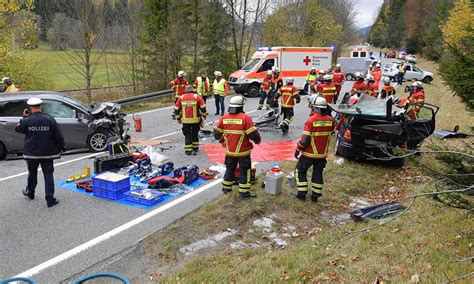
316, 83, 337, 103
297, 112, 335, 159
306, 72, 317, 82
195, 77, 210, 97
271, 74, 283, 91
5, 84, 19, 93
260, 77, 271, 92
367, 82, 379, 98
170, 78, 188, 98
380, 85, 396, 99
214, 112, 257, 157
213, 78, 228, 96
351, 80, 367, 93
174, 93, 207, 124
332, 70, 344, 85
277, 84, 299, 108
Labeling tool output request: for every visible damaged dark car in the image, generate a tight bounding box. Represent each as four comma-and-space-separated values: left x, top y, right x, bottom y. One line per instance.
331, 94, 439, 167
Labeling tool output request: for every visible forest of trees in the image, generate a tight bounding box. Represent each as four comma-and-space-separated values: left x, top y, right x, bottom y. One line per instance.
368, 0, 473, 110
2, 0, 362, 100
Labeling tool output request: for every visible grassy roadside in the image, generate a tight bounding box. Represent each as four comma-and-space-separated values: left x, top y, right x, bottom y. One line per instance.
113, 58, 473, 283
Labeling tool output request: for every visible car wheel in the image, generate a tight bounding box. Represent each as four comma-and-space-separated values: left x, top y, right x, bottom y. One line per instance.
422, 76, 432, 84
246, 84, 260, 97
346, 74, 354, 81
0, 142, 6, 160
87, 132, 108, 152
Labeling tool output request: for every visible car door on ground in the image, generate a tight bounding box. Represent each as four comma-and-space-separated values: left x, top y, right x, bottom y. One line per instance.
0, 99, 28, 153
42, 99, 89, 149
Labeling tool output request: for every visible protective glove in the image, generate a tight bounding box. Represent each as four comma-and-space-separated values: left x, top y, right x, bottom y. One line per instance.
177, 119, 182, 125
294, 149, 301, 160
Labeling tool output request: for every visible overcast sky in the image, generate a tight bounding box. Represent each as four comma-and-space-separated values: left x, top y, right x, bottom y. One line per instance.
353, 0, 384, 28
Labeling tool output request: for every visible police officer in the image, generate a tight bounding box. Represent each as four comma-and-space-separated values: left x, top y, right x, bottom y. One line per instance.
294, 95, 335, 202
15, 98, 65, 207
175, 86, 207, 155
214, 96, 261, 199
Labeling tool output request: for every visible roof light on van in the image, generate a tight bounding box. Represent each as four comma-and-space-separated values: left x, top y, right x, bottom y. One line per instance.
257, 47, 272, 51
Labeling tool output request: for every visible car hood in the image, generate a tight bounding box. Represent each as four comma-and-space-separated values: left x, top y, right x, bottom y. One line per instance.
330, 94, 405, 118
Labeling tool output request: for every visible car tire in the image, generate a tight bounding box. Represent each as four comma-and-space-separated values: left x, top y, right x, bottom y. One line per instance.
246, 84, 260, 98
87, 131, 108, 152
345, 74, 354, 81
0, 142, 6, 160
422, 76, 432, 84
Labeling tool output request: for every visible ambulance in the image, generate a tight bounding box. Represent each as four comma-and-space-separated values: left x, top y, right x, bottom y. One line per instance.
228, 46, 333, 97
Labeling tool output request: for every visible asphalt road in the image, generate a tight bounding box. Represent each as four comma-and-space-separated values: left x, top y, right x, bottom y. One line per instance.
0, 81, 356, 282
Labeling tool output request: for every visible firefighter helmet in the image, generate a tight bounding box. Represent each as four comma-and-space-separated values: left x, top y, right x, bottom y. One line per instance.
214, 71, 223, 77
177, 71, 185, 77
266, 70, 273, 75
229, 95, 245, 108
286, 77, 294, 84
355, 72, 363, 79
319, 69, 326, 75
383, 76, 391, 85
308, 94, 328, 109
412, 81, 423, 88
323, 74, 332, 81
2, 77, 11, 84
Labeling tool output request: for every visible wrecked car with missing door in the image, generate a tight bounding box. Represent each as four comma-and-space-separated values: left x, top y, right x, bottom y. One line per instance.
332, 94, 439, 167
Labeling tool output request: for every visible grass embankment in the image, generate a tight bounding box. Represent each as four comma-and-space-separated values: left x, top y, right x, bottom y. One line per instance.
125, 59, 473, 282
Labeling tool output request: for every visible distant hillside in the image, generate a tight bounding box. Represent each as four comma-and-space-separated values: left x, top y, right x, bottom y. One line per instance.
358, 26, 371, 38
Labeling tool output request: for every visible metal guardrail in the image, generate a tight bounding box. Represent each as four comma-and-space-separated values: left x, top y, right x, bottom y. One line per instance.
111, 89, 174, 106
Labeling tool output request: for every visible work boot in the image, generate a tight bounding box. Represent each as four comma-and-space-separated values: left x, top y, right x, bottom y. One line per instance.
239, 192, 257, 199
257, 106, 262, 110
292, 191, 307, 201
192, 150, 198, 156
22, 189, 34, 200
280, 124, 288, 134
214, 112, 219, 115
171, 114, 176, 120
185, 151, 192, 156
222, 188, 232, 194
311, 193, 322, 203
47, 199, 59, 208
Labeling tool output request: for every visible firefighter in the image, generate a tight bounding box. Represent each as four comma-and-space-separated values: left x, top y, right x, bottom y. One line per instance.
258, 70, 273, 110
305, 67, 318, 94
310, 69, 325, 94
294, 95, 335, 202
366, 75, 379, 98
274, 77, 301, 134
268, 67, 283, 111
380, 76, 396, 99
2, 77, 19, 93
175, 86, 207, 155
350, 72, 367, 94
212, 71, 229, 116
371, 63, 382, 87
169, 71, 188, 119
214, 96, 261, 199
317, 74, 337, 103
194, 71, 211, 103
332, 64, 345, 98
406, 81, 425, 120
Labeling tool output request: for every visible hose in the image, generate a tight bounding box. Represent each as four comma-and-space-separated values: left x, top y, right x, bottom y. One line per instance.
72, 273, 130, 284
0, 277, 36, 284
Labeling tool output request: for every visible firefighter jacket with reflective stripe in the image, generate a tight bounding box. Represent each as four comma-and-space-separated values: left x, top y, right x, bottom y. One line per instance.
317, 83, 337, 103
332, 70, 344, 85
380, 85, 396, 98
271, 74, 283, 91
371, 69, 382, 82
260, 76, 271, 92
297, 112, 335, 159
170, 78, 188, 98
194, 77, 210, 97
367, 82, 379, 98
306, 72, 317, 82
351, 80, 368, 93
15, 112, 66, 159
408, 90, 425, 113
276, 84, 300, 108
214, 112, 260, 157
213, 78, 229, 96
174, 93, 207, 124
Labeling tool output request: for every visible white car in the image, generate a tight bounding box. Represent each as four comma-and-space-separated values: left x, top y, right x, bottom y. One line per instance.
398, 51, 407, 59
406, 54, 417, 63
382, 63, 434, 83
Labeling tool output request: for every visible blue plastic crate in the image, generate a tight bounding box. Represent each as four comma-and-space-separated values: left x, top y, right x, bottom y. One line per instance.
92, 172, 130, 192
124, 189, 166, 206
93, 186, 129, 200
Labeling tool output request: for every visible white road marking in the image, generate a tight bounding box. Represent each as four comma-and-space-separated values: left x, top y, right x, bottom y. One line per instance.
13, 178, 224, 278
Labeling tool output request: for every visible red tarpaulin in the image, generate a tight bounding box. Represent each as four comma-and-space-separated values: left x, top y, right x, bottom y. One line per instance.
202, 140, 299, 164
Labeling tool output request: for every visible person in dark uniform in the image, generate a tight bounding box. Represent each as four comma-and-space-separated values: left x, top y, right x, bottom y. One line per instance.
15, 98, 65, 207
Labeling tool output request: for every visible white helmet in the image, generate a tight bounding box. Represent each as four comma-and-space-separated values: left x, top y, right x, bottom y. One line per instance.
367, 75, 375, 81
383, 76, 391, 84
376, 63, 381, 67
272, 67, 279, 73
323, 74, 332, 81
355, 72, 363, 79
266, 70, 272, 75
27, 98, 43, 106
308, 94, 328, 109
311, 67, 317, 71
286, 77, 294, 84
335, 63, 341, 68
2, 77, 11, 84
319, 69, 326, 74
177, 71, 185, 77
214, 71, 223, 77
229, 95, 245, 108
412, 81, 423, 88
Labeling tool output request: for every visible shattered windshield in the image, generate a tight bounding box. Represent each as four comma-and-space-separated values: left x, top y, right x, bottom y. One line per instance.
331, 94, 405, 118
241, 58, 261, 71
